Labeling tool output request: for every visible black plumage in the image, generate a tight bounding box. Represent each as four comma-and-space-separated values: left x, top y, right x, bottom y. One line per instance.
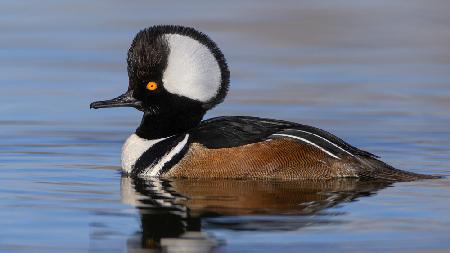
190, 116, 375, 157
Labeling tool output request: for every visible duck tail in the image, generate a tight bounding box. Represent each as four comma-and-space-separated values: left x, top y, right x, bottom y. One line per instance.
356, 157, 441, 182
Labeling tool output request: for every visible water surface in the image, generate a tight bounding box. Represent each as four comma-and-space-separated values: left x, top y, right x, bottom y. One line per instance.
1, 1, 450, 252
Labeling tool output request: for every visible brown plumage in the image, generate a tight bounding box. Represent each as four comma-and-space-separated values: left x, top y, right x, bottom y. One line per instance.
166, 138, 436, 181
168, 139, 355, 179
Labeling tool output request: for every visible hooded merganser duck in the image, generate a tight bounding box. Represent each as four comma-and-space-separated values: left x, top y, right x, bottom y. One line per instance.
90, 25, 436, 181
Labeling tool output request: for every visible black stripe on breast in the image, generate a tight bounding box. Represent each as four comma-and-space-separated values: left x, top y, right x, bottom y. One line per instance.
158, 139, 190, 175
132, 134, 187, 176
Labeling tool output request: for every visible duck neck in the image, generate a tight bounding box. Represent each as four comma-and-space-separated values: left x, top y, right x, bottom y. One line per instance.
135, 109, 206, 140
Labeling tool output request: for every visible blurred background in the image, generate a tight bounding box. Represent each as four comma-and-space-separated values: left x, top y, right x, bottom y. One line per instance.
1, 1, 449, 253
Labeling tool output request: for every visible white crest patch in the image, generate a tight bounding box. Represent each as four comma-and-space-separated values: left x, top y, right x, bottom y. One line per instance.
162, 34, 221, 102
121, 134, 167, 174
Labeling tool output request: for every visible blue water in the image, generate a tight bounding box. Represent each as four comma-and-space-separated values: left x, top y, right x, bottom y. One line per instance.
1, 1, 450, 252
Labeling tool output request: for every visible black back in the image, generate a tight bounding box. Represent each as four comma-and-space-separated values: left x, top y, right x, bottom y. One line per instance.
189, 116, 377, 158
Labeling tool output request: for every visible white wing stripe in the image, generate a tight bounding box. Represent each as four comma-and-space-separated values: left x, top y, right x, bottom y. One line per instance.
272, 133, 340, 159
287, 129, 355, 156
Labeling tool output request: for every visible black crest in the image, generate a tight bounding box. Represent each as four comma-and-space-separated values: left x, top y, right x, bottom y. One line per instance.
127, 25, 230, 109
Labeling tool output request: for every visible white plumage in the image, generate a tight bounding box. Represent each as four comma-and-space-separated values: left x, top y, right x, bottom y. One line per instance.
144, 134, 190, 176
162, 34, 221, 102
121, 134, 167, 174
122, 133, 190, 176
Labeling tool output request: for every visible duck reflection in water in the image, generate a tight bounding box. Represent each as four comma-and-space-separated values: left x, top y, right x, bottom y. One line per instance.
121, 176, 391, 253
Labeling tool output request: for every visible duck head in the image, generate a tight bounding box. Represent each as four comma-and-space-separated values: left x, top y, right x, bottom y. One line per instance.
90, 25, 230, 139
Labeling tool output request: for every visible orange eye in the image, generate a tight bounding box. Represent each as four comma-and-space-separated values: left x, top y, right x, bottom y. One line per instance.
146, 81, 158, 91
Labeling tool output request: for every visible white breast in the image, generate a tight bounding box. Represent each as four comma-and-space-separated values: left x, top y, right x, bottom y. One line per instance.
121, 134, 166, 174
143, 134, 190, 176
121, 133, 190, 176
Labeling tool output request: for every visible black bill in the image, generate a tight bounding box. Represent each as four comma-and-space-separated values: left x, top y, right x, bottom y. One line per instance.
90, 91, 142, 110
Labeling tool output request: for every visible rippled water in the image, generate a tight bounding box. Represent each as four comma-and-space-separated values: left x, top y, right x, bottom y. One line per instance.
1, 1, 450, 252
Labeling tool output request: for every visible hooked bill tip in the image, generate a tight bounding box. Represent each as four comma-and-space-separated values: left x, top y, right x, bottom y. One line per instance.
89, 101, 103, 109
